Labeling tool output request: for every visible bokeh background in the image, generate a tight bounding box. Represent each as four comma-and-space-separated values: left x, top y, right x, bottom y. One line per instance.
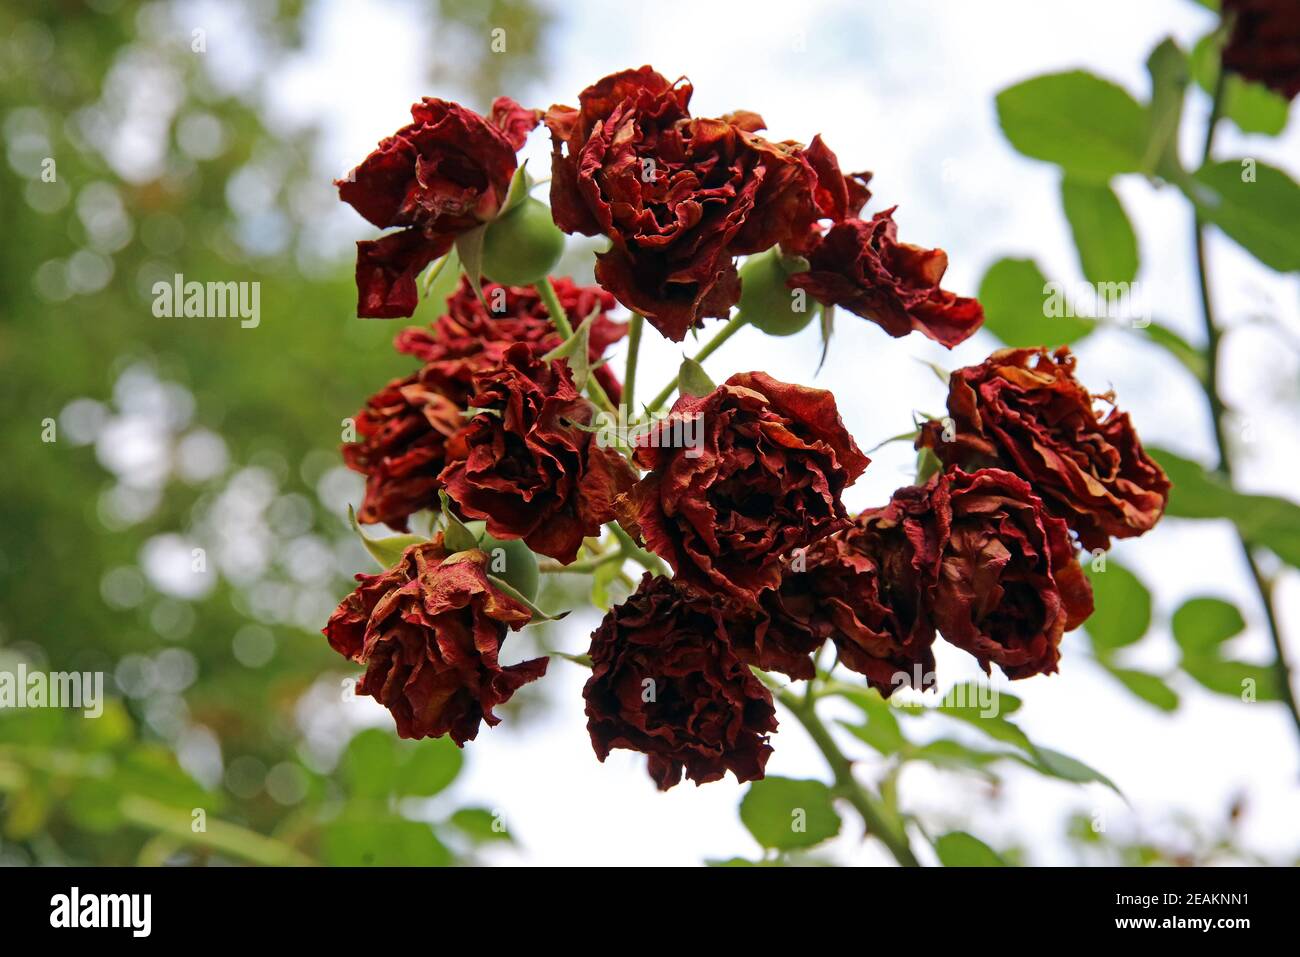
2, 0, 1297, 865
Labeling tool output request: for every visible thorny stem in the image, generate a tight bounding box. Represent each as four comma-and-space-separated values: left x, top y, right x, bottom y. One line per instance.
535, 277, 618, 415
1193, 65, 1300, 744
645, 313, 748, 413
774, 688, 921, 867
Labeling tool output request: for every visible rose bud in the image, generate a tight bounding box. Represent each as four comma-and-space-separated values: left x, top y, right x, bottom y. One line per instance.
544, 67, 858, 341
439, 342, 638, 564
927, 469, 1094, 680
734, 490, 940, 694
323, 540, 547, 744
337, 96, 540, 318
787, 209, 985, 348
481, 196, 566, 287
583, 573, 777, 790
737, 247, 817, 337
618, 371, 869, 607
1221, 0, 1300, 101
916, 346, 1170, 550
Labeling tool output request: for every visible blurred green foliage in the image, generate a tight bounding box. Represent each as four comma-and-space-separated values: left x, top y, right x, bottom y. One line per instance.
0, 0, 549, 865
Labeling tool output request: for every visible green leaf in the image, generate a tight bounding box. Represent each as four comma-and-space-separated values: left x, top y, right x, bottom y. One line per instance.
500, 161, 531, 217
1061, 177, 1139, 285
1084, 560, 1152, 651
1172, 596, 1245, 656
978, 257, 1095, 347
113, 746, 214, 810
348, 505, 423, 570
486, 573, 565, 622
914, 445, 942, 484
454, 222, 490, 308
340, 728, 398, 799
550, 650, 592, 668
839, 713, 906, 755
541, 305, 600, 391
67, 778, 125, 833
479, 534, 540, 602
706, 856, 776, 867
939, 710, 1035, 756
935, 830, 1007, 867
907, 739, 1005, 774
1103, 665, 1180, 712
1134, 322, 1207, 384
1185, 160, 1300, 272
1150, 447, 1300, 566
1143, 38, 1189, 177
996, 71, 1148, 182
1181, 657, 1280, 701
816, 302, 835, 374
397, 736, 463, 797
940, 681, 1023, 716
740, 776, 842, 850
437, 491, 480, 553
322, 813, 452, 867
448, 807, 513, 843
1190, 32, 1289, 137
1020, 747, 1122, 795
677, 356, 716, 397
421, 248, 462, 307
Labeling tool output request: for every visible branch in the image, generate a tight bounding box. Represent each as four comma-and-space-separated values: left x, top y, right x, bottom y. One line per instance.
645, 314, 748, 413
1192, 66, 1300, 744
774, 687, 921, 867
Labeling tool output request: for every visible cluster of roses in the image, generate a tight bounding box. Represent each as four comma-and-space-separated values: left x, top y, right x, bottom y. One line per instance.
322, 67, 1170, 791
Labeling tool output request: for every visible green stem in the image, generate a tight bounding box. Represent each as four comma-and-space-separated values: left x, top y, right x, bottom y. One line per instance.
645, 314, 748, 413
623, 313, 644, 416
775, 688, 921, 867
609, 522, 668, 577
1193, 65, 1300, 745
535, 277, 617, 415
538, 549, 627, 575
119, 795, 315, 867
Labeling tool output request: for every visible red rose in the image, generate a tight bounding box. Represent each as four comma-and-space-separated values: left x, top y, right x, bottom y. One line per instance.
337, 96, 540, 318
618, 371, 869, 606
544, 67, 861, 341
345, 275, 630, 530
787, 209, 985, 348
323, 540, 547, 744
1222, 0, 1300, 101
924, 469, 1094, 679
440, 342, 638, 564
583, 573, 777, 790
917, 346, 1170, 550
397, 275, 628, 401
342, 365, 469, 530
736, 491, 939, 693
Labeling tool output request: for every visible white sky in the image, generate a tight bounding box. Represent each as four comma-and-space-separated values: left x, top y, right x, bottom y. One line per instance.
272, 0, 1300, 864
